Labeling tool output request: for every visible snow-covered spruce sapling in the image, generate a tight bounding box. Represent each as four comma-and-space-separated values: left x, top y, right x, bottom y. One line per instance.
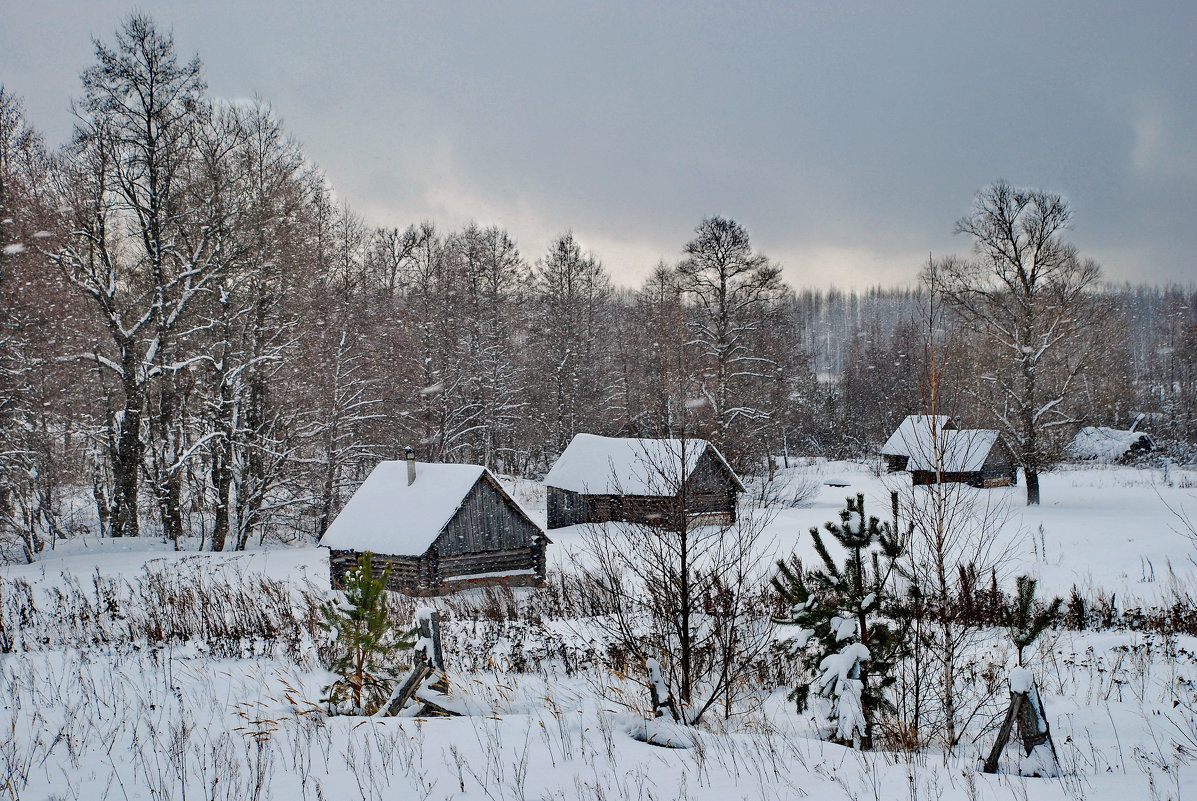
319, 553, 415, 714
1003, 575, 1062, 666
772, 492, 908, 749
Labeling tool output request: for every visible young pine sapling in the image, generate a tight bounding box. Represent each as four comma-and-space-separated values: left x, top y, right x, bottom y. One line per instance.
983, 575, 1063, 776
319, 553, 415, 715
1004, 575, 1062, 667
773, 492, 908, 749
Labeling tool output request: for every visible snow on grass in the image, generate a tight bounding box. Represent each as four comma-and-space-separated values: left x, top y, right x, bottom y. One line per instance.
3, 462, 1197, 799
762, 461, 1197, 606
8, 643, 1165, 800
545, 460, 1197, 609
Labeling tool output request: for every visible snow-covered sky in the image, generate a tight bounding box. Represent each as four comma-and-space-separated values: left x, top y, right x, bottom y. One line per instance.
4, 1, 1196, 289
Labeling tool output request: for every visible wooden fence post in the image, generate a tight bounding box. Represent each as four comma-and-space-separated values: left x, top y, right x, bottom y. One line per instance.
379, 608, 456, 717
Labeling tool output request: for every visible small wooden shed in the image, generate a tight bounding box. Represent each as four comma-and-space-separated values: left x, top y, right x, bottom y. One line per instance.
543, 434, 744, 529
320, 452, 548, 596
907, 429, 1017, 488
880, 415, 956, 472
1066, 426, 1154, 463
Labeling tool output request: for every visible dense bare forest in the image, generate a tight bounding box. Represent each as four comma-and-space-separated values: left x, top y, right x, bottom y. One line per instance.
1, 17, 1194, 556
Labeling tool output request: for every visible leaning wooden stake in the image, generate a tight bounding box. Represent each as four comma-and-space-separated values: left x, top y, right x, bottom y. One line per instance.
379, 609, 458, 717
379, 661, 433, 717
983, 670, 1058, 776
983, 694, 1021, 773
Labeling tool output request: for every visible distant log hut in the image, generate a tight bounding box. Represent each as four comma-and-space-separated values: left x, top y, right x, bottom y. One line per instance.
321, 450, 548, 596
907, 429, 1017, 488
880, 415, 957, 472
1065, 426, 1155, 463
543, 434, 744, 529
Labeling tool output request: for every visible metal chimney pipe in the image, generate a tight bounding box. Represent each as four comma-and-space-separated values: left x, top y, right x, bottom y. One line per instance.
406, 446, 416, 486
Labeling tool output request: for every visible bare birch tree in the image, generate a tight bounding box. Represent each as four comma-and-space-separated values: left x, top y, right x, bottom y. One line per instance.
932, 181, 1103, 504
894, 261, 1018, 749
203, 100, 310, 550
51, 15, 226, 538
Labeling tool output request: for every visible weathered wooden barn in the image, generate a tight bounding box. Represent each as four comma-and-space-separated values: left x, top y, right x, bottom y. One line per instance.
543, 434, 744, 529
1066, 426, 1155, 463
880, 415, 956, 472
320, 451, 548, 595
907, 429, 1017, 488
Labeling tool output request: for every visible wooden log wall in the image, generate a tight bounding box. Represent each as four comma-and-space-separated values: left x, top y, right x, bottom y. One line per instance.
437, 476, 541, 556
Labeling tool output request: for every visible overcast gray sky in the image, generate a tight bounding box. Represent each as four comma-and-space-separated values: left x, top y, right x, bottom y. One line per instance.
3, 1, 1196, 288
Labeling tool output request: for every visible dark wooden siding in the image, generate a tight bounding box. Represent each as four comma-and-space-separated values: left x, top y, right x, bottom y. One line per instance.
436, 475, 540, 555
589, 494, 674, 525
329, 549, 425, 592
550, 487, 715, 529
910, 438, 1017, 488
547, 486, 585, 529
432, 475, 547, 590
439, 548, 539, 577
912, 470, 1011, 488
548, 486, 669, 529
683, 449, 737, 520
979, 439, 1017, 486
682, 448, 737, 519
545, 445, 739, 529
331, 543, 547, 596
687, 449, 725, 492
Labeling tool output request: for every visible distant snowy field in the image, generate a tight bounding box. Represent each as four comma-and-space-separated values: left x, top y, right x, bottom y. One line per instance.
3, 462, 1197, 800
535, 461, 1197, 606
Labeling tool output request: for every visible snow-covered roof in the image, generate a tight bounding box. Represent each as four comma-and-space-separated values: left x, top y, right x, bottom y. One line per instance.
906, 429, 1002, 473
320, 461, 490, 555
543, 434, 742, 496
880, 415, 955, 458
1066, 427, 1154, 462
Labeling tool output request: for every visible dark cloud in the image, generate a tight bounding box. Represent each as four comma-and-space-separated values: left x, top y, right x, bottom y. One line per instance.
3, 0, 1195, 287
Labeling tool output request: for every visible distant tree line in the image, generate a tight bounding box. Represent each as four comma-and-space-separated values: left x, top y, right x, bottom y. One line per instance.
1, 15, 1194, 555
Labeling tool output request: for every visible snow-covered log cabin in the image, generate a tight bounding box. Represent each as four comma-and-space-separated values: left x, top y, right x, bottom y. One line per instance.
320, 450, 548, 595
543, 434, 744, 529
906, 429, 1017, 488
880, 415, 956, 472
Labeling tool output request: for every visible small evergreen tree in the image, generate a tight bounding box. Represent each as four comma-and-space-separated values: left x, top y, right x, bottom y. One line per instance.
1003, 575, 1062, 666
319, 553, 415, 714
773, 493, 908, 749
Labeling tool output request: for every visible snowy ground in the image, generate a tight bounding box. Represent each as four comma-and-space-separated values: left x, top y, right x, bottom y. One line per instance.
533, 460, 1197, 606
3, 462, 1197, 800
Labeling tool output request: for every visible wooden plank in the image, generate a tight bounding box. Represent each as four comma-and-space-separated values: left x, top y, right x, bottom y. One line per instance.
983, 693, 1023, 773
437, 476, 542, 556
414, 694, 460, 717
379, 662, 432, 717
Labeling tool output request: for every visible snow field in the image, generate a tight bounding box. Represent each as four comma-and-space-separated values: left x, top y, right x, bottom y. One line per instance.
2, 462, 1197, 799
